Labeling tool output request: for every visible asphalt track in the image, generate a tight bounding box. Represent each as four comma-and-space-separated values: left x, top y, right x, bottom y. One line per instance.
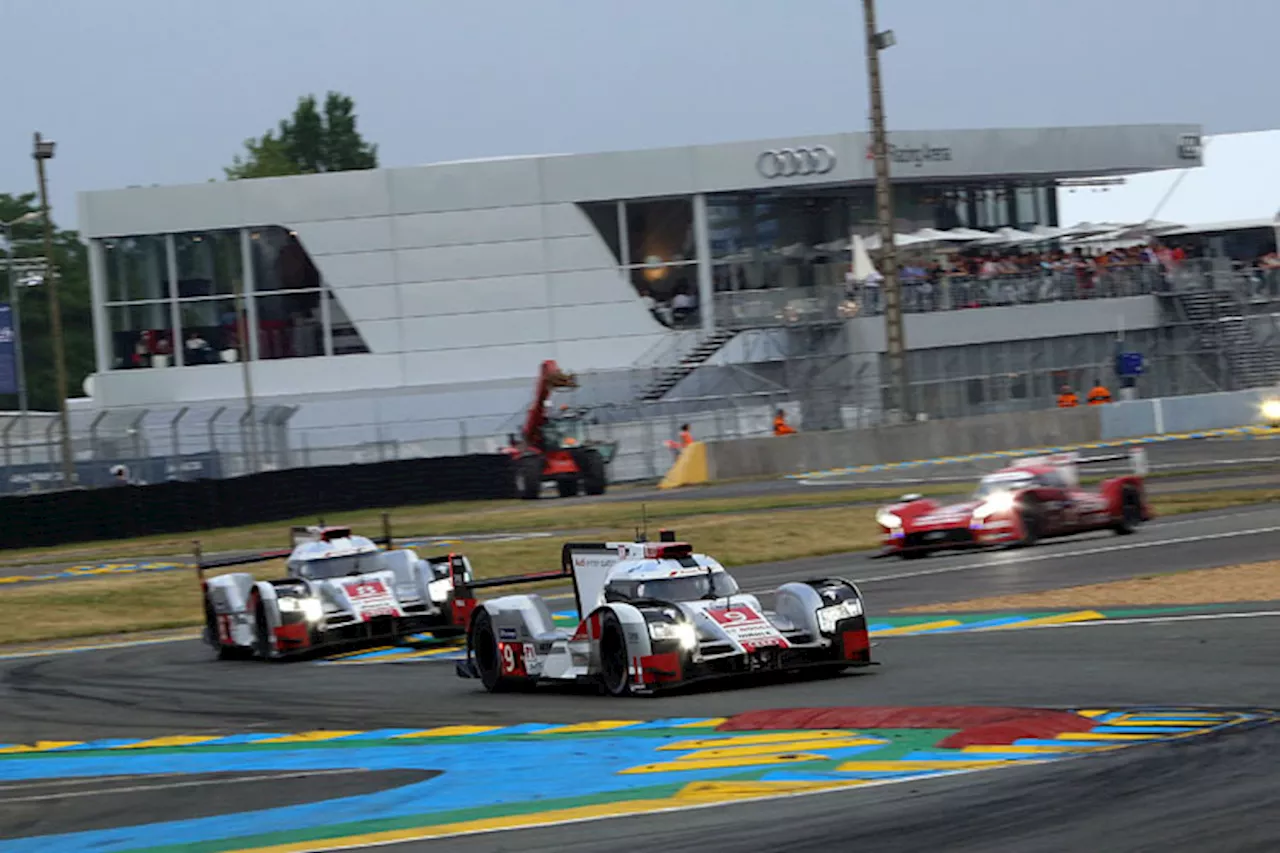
3, 504, 1280, 850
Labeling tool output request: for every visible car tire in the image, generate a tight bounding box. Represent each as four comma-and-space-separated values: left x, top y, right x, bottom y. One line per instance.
471, 610, 518, 693
1019, 510, 1040, 547
1114, 488, 1143, 535
581, 449, 607, 496
251, 592, 275, 661
515, 455, 543, 500
205, 596, 250, 661
598, 611, 631, 697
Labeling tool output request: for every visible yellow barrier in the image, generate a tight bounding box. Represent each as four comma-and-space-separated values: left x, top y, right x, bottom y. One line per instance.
658, 441, 709, 490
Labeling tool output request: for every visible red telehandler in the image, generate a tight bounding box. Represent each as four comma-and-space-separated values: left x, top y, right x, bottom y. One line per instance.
504, 360, 617, 499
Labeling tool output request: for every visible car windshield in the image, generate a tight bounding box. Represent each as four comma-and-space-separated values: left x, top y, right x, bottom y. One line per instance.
607, 572, 738, 602
295, 553, 379, 580
973, 473, 1033, 500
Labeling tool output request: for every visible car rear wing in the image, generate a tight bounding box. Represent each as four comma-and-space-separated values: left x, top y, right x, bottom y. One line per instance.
449, 531, 683, 617
1019, 447, 1148, 487
195, 513, 397, 581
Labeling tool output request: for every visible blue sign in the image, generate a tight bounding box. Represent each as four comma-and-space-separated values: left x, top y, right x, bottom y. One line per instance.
0, 303, 16, 396
1115, 352, 1144, 378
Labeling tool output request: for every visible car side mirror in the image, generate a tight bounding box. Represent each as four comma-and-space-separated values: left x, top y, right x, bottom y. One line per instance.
900, 493, 923, 502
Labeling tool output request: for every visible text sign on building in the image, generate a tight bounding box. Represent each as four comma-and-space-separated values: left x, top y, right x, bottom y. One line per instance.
0, 304, 16, 396
866, 143, 953, 167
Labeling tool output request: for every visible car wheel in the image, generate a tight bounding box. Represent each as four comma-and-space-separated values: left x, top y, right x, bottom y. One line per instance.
556, 477, 578, 498
1114, 489, 1143, 535
598, 612, 631, 697
205, 597, 249, 661
1020, 511, 1040, 547
471, 610, 516, 693
251, 593, 275, 661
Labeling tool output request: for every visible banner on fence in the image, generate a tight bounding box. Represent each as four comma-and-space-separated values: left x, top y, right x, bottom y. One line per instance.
0, 452, 224, 494
0, 304, 16, 396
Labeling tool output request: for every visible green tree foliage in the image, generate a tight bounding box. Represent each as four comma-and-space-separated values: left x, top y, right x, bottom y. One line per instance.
0, 193, 93, 412
224, 92, 379, 180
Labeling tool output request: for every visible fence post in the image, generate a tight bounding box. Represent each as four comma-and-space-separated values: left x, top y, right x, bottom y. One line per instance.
88, 410, 107, 462
169, 407, 189, 477
45, 417, 60, 489
1, 417, 16, 470
207, 406, 226, 463
128, 410, 147, 467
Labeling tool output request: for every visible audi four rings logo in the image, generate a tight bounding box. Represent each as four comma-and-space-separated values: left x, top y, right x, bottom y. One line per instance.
756, 146, 837, 178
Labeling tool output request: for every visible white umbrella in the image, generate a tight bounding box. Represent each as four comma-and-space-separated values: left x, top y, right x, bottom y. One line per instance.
864, 232, 933, 251
849, 234, 878, 281
977, 227, 1044, 245
926, 227, 990, 242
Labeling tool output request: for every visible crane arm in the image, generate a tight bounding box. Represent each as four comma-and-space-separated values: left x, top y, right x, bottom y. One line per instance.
522, 359, 578, 451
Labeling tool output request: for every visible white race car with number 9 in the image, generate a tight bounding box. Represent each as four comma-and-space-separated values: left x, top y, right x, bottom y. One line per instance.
455, 532, 875, 695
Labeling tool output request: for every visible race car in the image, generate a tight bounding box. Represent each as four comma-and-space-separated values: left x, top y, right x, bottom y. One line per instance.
454, 531, 873, 696
875, 448, 1151, 559
198, 521, 478, 660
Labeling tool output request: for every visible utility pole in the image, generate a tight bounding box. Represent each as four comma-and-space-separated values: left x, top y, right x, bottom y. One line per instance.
33, 133, 75, 485
861, 0, 910, 422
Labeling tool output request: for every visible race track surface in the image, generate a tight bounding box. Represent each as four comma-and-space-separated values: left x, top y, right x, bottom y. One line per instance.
2, 500, 1279, 852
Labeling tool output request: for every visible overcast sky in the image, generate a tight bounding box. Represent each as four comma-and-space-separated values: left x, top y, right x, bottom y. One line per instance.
2, 0, 1276, 228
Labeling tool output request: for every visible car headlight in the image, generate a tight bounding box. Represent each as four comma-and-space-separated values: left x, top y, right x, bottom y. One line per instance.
1262, 399, 1280, 423
817, 599, 864, 633
648, 621, 697, 650
974, 491, 1015, 518
876, 509, 902, 528
278, 597, 324, 622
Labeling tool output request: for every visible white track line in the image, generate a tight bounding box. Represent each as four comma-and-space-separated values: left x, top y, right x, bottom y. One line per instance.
0, 768, 369, 805
989, 609, 1280, 632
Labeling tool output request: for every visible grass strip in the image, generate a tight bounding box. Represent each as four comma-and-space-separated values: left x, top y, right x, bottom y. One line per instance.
0, 489, 1274, 647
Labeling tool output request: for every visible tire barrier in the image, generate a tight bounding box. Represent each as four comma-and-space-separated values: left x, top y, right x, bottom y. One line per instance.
0, 453, 516, 550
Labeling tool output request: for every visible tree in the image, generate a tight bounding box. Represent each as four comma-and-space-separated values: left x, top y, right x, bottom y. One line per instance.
0, 192, 94, 413
224, 92, 379, 180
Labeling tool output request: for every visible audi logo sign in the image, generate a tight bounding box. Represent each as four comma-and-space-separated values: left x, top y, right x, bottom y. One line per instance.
756, 146, 837, 179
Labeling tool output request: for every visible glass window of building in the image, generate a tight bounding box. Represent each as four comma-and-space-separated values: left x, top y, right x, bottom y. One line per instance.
178, 297, 246, 363
175, 230, 241, 298
327, 292, 370, 355
107, 302, 175, 370
622, 199, 698, 328
577, 202, 622, 265
250, 227, 324, 359
103, 236, 170, 303
102, 235, 175, 369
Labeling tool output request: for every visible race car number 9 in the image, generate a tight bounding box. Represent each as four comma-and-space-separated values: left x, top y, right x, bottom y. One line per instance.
499, 642, 526, 677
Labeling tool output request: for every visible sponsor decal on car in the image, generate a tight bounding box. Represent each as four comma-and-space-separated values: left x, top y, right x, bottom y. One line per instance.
704, 605, 791, 652
341, 578, 402, 621
499, 627, 518, 640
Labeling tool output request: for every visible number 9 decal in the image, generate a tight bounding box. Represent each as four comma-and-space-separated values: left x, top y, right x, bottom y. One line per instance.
499, 642, 525, 676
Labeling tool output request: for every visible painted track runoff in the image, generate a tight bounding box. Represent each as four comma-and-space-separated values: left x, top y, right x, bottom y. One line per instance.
1, 504, 1280, 851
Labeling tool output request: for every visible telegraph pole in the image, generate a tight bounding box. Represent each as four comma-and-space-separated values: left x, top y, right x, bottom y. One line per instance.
861, 0, 910, 421
33, 132, 75, 485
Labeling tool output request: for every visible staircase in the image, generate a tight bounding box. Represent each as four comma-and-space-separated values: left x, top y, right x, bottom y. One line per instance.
636, 329, 738, 402
1176, 290, 1280, 389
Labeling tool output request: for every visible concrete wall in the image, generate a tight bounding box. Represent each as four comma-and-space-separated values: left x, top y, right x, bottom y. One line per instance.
705, 407, 1102, 480
1100, 388, 1273, 438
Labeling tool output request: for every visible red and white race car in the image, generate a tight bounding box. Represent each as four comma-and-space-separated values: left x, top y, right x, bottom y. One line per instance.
875, 449, 1152, 559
